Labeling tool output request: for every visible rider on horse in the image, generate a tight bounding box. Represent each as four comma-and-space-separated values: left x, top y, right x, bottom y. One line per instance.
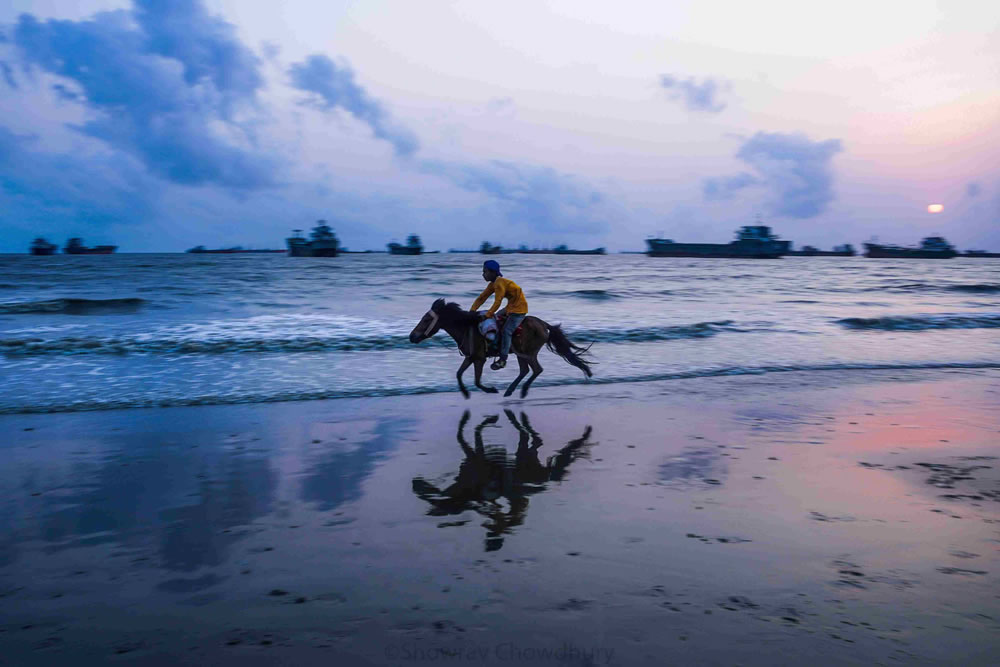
470, 260, 527, 371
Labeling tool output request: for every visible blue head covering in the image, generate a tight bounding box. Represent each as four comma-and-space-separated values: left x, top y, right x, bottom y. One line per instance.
483, 260, 502, 277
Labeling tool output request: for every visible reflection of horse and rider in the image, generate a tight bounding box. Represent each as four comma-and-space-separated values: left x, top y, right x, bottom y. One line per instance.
411, 410, 596, 551
409, 259, 594, 398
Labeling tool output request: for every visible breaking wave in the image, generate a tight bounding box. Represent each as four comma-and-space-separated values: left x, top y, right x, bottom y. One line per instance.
838, 313, 1000, 331
0, 317, 745, 357
0, 298, 147, 315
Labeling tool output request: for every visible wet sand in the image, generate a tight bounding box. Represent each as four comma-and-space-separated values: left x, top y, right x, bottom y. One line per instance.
1, 368, 998, 665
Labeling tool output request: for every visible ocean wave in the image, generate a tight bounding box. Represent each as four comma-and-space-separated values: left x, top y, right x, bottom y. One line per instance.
945, 283, 1000, 293
569, 289, 620, 300
3, 361, 996, 415
0, 315, 745, 357
865, 282, 1000, 294
0, 298, 146, 315
837, 313, 1000, 331
576, 321, 738, 342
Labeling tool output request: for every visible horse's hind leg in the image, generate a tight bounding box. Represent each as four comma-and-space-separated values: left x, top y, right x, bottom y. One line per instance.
473, 359, 498, 394
456, 357, 472, 399
520, 356, 543, 399
504, 356, 530, 397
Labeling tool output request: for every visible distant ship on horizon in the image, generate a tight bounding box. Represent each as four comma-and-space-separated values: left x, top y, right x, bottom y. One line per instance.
513, 244, 607, 255
286, 220, 340, 257
30, 237, 58, 255
863, 237, 957, 259
388, 234, 424, 255
787, 244, 856, 257
646, 225, 791, 259
187, 246, 285, 254
64, 238, 117, 254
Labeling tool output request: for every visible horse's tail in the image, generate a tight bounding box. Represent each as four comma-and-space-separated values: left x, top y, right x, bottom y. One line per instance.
542, 320, 594, 378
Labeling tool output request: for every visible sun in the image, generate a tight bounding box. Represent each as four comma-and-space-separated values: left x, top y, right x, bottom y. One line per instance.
927, 204, 944, 213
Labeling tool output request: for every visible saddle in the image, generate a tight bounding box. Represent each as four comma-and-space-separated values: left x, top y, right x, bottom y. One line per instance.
459, 314, 524, 358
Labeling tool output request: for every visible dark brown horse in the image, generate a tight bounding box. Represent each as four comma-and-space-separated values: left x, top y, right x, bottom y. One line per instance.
409, 299, 593, 398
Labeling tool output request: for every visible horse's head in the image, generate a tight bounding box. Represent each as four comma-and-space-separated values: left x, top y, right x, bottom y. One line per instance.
409, 299, 446, 343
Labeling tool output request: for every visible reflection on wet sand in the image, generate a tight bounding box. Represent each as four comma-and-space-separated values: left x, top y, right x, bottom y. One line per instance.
412, 410, 595, 551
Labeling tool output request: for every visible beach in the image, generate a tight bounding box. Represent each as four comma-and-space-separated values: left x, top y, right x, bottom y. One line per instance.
2, 367, 998, 665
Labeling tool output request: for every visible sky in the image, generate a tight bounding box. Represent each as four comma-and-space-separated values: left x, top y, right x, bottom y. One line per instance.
0, 0, 998, 252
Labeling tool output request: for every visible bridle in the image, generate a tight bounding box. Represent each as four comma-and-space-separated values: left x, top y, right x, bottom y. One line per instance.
420, 308, 440, 340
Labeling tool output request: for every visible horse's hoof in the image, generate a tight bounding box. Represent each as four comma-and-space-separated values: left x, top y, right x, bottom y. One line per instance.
503, 390, 514, 398
484, 386, 499, 394
461, 391, 470, 400
520, 388, 530, 399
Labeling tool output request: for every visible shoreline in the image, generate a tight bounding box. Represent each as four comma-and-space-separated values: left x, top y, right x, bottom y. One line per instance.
2, 361, 999, 416
1, 367, 998, 665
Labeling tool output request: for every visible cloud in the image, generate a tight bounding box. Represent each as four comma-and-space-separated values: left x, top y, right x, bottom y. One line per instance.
289, 54, 419, 157
659, 74, 728, 113
0, 125, 157, 231
11, 2, 275, 189
421, 159, 608, 234
966, 182, 982, 198
703, 172, 758, 201
704, 132, 842, 218
133, 0, 263, 101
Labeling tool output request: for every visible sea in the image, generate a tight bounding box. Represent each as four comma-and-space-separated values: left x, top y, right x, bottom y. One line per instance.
0, 253, 997, 414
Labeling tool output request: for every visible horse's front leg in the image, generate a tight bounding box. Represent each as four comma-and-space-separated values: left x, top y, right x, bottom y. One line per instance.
456, 357, 472, 399
520, 356, 543, 398
473, 359, 498, 394
504, 356, 530, 397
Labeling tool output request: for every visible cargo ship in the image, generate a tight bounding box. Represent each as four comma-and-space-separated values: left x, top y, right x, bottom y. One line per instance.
646, 225, 791, 258
286, 220, 340, 257
479, 241, 503, 255
388, 234, 424, 255
29, 237, 58, 255
64, 238, 117, 254
514, 244, 607, 255
863, 237, 957, 258
787, 244, 856, 256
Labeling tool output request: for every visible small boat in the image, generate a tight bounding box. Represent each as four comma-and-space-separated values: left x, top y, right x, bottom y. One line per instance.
863, 237, 957, 258
30, 237, 58, 255
479, 241, 503, 255
787, 244, 856, 256
64, 238, 117, 254
286, 220, 340, 257
647, 224, 791, 258
388, 234, 424, 255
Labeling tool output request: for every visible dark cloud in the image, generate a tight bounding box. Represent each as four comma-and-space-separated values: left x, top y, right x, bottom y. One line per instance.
704, 132, 842, 218
659, 74, 728, 113
289, 54, 419, 157
703, 172, 758, 201
133, 0, 263, 101
966, 182, 982, 198
11, 2, 275, 189
421, 159, 608, 234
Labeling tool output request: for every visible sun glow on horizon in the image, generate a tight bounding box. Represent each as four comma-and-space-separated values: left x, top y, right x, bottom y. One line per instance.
927, 204, 944, 213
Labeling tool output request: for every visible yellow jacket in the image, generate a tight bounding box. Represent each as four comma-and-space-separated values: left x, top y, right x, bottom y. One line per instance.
471, 277, 528, 317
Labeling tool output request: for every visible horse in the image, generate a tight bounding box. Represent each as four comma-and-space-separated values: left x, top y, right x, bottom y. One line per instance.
409, 298, 593, 399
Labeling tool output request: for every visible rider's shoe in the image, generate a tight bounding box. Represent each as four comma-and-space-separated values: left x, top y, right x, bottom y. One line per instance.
490, 358, 506, 371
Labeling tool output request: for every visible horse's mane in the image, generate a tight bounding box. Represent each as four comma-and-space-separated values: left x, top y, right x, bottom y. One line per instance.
432, 298, 480, 327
